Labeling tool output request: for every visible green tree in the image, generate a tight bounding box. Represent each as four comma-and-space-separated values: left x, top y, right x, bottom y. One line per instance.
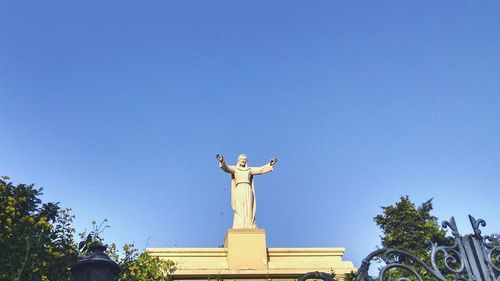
342, 271, 356, 281
1, 176, 176, 281
0, 176, 78, 281
373, 196, 448, 280
110, 243, 176, 281
374, 196, 447, 262
79, 220, 177, 281
329, 269, 356, 281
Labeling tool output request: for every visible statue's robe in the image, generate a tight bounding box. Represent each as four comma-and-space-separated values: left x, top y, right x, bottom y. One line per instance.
220, 161, 273, 229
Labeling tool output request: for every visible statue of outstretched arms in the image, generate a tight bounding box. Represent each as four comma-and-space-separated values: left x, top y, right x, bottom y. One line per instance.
216, 154, 277, 229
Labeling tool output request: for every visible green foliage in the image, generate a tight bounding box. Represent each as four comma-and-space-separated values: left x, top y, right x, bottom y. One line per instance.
107, 243, 176, 281
374, 196, 447, 263
0, 176, 78, 281
490, 233, 500, 246
329, 269, 357, 281
341, 271, 357, 281
488, 234, 500, 266
374, 196, 448, 280
78, 219, 177, 281
1, 176, 176, 281
78, 219, 110, 254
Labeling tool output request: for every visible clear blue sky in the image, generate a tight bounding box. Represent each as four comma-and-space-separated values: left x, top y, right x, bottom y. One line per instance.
1, 1, 499, 267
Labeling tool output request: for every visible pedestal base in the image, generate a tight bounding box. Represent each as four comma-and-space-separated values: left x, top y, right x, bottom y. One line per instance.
224, 228, 267, 270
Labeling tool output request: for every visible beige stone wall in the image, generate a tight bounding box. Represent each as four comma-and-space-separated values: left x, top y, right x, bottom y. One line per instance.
147, 229, 355, 281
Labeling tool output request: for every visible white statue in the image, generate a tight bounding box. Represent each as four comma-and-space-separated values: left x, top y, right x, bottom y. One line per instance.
216, 154, 277, 229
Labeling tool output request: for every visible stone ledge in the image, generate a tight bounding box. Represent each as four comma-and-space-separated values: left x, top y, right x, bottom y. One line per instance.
146, 229, 356, 280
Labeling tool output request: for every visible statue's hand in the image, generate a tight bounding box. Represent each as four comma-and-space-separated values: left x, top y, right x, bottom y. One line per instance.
216, 154, 224, 163
270, 158, 278, 166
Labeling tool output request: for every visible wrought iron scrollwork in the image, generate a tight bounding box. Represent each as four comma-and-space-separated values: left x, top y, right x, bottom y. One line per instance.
430, 240, 466, 278
356, 247, 462, 281
442, 217, 461, 239
469, 215, 500, 280
469, 215, 486, 238
437, 217, 469, 280
484, 235, 500, 273
356, 215, 498, 281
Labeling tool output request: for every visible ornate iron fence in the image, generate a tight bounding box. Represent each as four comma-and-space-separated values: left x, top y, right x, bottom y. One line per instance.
356, 215, 500, 281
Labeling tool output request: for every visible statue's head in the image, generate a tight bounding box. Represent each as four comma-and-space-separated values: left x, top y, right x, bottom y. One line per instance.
237, 154, 248, 167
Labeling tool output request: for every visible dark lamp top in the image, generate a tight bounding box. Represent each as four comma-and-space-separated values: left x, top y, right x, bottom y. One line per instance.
71, 244, 120, 275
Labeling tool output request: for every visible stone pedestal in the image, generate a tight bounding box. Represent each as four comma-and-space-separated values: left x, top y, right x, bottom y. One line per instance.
224, 228, 267, 270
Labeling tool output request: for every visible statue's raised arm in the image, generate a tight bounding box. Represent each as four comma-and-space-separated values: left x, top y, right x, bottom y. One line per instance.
217, 153, 235, 174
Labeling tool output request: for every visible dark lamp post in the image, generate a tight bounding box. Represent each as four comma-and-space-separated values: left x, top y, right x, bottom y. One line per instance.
72, 244, 120, 281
